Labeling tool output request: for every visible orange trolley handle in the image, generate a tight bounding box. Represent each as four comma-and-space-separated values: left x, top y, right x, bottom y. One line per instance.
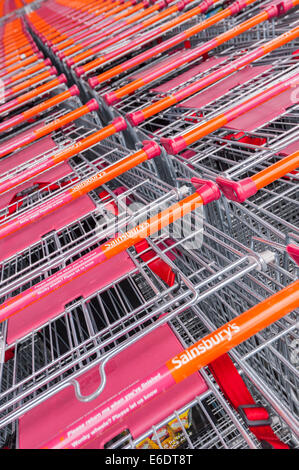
0, 95, 100, 159
0, 74, 67, 116
0, 139, 160, 239
0, 117, 128, 196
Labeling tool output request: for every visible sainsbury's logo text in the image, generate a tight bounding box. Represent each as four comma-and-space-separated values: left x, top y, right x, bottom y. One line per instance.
104, 222, 150, 249
171, 323, 240, 369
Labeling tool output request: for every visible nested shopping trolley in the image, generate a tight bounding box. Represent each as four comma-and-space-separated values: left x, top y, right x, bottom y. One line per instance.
0, 143, 297, 447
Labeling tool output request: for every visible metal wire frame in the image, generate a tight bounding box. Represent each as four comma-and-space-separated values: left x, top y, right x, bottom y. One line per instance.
111, 367, 263, 449
169, 112, 298, 187
0, 174, 278, 441
196, 197, 298, 438
170, 159, 298, 426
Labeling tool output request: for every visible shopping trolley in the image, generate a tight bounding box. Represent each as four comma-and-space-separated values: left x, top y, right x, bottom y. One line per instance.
10, 273, 299, 449
0, 171, 294, 448
118, 52, 298, 180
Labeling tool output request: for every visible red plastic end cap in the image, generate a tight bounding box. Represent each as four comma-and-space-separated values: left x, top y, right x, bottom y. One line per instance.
58, 51, 65, 59
286, 243, 299, 265
50, 66, 58, 75
265, 0, 294, 19
52, 45, 58, 53
161, 136, 187, 155
112, 116, 127, 132
58, 74, 67, 83
104, 91, 118, 106
44, 58, 52, 66
75, 66, 85, 77
37, 51, 44, 59
229, 0, 247, 15
143, 140, 161, 159
216, 176, 257, 203
143, 0, 151, 7
157, 0, 167, 8
200, 0, 215, 13
66, 57, 75, 67
177, 0, 188, 11
127, 110, 145, 126
88, 76, 99, 88
86, 98, 99, 112
69, 85, 80, 96
191, 178, 221, 204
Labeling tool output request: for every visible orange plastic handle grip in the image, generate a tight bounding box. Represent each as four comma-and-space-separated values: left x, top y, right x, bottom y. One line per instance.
16, 75, 66, 106
10, 68, 56, 95
21, 87, 76, 121
166, 279, 299, 383
6, 61, 47, 86
70, 147, 152, 198
52, 118, 127, 165
252, 150, 299, 190
32, 101, 96, 140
